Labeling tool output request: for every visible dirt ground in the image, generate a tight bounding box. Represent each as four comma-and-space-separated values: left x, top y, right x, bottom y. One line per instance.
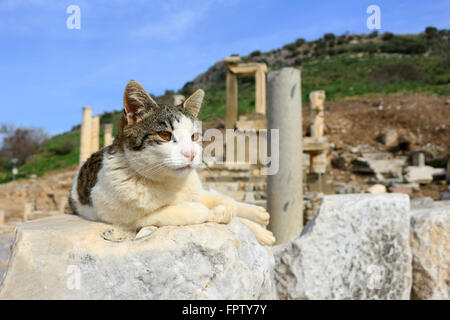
320, 93, 449, 158
0, 167, 76, 222
204, 93, 449, 158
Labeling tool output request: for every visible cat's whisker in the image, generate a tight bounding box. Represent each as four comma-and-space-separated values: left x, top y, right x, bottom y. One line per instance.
138, 163, 167, 178
138, 159, 185, 177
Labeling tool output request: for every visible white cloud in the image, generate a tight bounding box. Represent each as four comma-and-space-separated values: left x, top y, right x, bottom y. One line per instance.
133, 9, 204, 41
130, 0, 237, 41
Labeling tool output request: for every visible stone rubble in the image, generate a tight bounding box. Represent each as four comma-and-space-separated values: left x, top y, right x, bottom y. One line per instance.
404, 166, 446, 184
367, 184, 387, 194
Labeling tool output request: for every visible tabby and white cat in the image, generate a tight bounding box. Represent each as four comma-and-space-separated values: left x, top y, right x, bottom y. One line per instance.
69, 80, 275, 245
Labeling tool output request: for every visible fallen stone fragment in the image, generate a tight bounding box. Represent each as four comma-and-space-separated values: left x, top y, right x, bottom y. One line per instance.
367, 184, 387, 194
404, 166, 445, 184
376, 130, 398, 147
351, 155, 406, 176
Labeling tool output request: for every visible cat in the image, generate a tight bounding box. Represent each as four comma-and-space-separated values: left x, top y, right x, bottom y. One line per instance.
69, 80, 275, 245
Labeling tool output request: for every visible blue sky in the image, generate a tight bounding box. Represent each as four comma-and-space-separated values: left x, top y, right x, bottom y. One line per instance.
0, 0, 449, 135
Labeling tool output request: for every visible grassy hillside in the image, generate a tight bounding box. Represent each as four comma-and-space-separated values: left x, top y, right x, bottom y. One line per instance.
200, 53, 449, 121
1, 28, 449, 183
0, 118, 121, 183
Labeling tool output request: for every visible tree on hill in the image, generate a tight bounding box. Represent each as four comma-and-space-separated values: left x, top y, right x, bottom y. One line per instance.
0, 124, 49, 165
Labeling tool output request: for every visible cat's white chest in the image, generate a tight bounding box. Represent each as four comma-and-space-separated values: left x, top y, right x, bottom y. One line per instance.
90, 153, 202, 226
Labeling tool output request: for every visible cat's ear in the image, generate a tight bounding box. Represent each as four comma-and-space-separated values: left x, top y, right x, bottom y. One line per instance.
182, 89, 204, 118
123, 80, 159, 125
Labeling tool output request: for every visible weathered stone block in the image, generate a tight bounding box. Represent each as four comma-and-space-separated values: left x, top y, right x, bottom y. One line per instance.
0, 215, 275, 299
410, 206, 449, 300
404, 166, 446, 184
273, 193, 412, 300
376, 130, 398, 147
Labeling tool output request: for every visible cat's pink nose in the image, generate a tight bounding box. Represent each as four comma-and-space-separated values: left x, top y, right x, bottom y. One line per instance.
183, 151, 196, 162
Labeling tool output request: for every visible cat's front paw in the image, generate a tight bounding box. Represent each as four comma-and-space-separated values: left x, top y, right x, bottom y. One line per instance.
208, 203, 236, 224
237, 217, 276, 246
254, 228, 276, 246
236, 203, 270, 226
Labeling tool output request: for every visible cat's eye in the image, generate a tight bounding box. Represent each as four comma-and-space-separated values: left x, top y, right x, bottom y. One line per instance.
191, 133, 200, 141
158, 131, 172, 142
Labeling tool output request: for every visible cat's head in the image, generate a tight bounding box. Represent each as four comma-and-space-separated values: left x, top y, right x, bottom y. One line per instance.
116, 80, 204, 180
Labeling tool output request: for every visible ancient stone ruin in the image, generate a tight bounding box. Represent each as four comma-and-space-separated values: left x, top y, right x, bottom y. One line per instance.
0, 64, 448, 300
80, 107, 114, 163
223, 56, 268, 129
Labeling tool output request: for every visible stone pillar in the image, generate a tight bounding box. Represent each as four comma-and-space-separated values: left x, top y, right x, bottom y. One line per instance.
411, 152, 426, 167
309, 90, 325, 138
23, 203, 32, 222
310, 155, 327, 175
225, 71, 238, 129
267, 67, 303, 245
80, 107, 92, 163
0, 210, 4, 225
309, 90, 327, 174
91, 115, 100, 154
255, 65, 266, 115
416, 152, 425, 167
104, 124, 113, 147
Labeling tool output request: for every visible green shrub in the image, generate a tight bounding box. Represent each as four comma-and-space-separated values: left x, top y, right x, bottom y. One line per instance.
49, 140, 76, 156
371, 61, 423, 82
314, 40, 327, 56
425, 26, 439, 39
282, 43, 297, 52
0, 156, 12, 171
294, 58, 304, 65
313, 48, 326, 57
380, 37, 427, 54
336, 36, 347, 45
368, 31, 378, 38
180, 81, 195, 96
249, 50, 261, 57
382, 32, 394, 41
335, 46, 348, 54
324, 33, 336, 42
295, 38, 306, 46
427, 74, 450, 85
348, 44, 364, 53
365, 42, 378, 54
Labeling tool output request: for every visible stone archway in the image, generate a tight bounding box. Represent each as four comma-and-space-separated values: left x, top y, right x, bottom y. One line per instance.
223, 56, 268, 129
